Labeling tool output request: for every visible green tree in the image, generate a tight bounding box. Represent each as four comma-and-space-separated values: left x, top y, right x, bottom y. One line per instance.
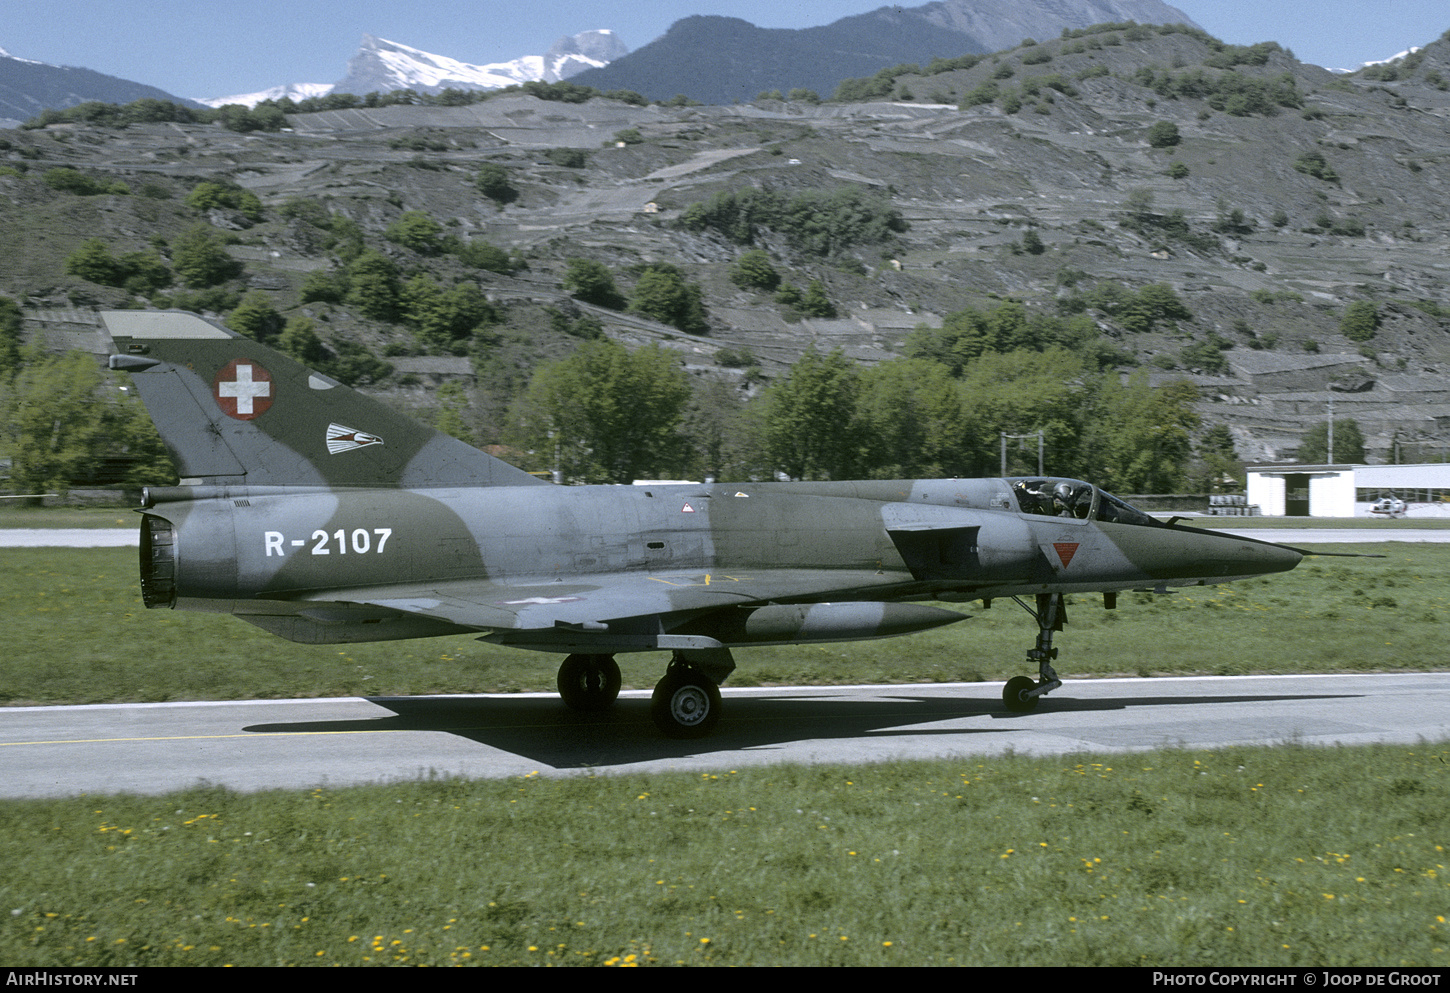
759, 349, 862, 480
0, 296, 22, 379
226, 292, 283, 342
1082, 372, 1200, 492
506, 339, 691, 484
544, 148, 589, 168
326, 214, 367, 262
322, 341, 392, 388
212, 103, 287, 133
0, 351, 173, 494
1297, 418, 1366, 464
1147, 120, 1181, 147
855, 359, 969, 478
64, 240, 171, 294
1340, 300, 1379, 342
630, 264, 708, 333
116, 251, 172, 295
1294, 150, 1340, 183
278, 315, 327, 366
456, 239, 517, 274
185, 181, 263, 222
798, 280, 837, 318
955, 348, 1090, 477
171, 224, 241, 288
42, 167, 124, 196
400, 276, 494, 350
300, 267, 348, 304
729, 250, 780, 291
385, 211, 446, 254
345, 250, 401, 321
905, 301, 1093, 374
679, 375, 747, 481
432, 381, 475, 445
64, 239, 124, 285
562, 258, 625, 309
1194, 422, 1243, 492
677, 185, 906, 257
476, 164, 518, 204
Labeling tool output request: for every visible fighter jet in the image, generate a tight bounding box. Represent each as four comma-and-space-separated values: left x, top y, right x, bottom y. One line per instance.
103, 310, 1304, 737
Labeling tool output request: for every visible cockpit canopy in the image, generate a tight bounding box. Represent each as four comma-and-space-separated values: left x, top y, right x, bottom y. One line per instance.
1009, 477, 1162, 527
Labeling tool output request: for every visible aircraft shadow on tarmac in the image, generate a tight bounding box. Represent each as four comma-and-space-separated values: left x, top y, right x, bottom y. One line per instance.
241, 690, 1360, 769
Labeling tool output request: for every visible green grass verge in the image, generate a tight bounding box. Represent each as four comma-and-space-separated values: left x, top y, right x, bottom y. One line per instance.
1196, 517, 1450, 530
1, 744, 1445, 966
0, 506, 141, 529
2, 544, 1447, 705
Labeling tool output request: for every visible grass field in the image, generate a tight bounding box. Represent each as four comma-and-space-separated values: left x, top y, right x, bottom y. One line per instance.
1, 745, 1445, 966
2, 527, 1447, 967
0, 505, 140, 529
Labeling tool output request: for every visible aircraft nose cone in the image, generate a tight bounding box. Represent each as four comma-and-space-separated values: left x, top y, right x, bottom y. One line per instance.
1258, 540, 1304, 575
1218, 534, 1302, 577
1174, 529, 1304, 581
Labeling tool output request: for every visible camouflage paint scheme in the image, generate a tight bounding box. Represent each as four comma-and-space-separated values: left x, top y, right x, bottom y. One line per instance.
103, 311, 1303, 736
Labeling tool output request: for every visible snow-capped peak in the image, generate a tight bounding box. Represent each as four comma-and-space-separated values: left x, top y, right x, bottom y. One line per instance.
332, 30, 627, 98
196, 82, 335, 110
1362, 45, 1422, 68
1329, 45, 1423, 74
196, 30, 627, 108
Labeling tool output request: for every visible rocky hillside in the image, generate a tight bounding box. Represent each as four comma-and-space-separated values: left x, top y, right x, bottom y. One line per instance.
571, 0, 1197, 104
4, 23, 1450, 467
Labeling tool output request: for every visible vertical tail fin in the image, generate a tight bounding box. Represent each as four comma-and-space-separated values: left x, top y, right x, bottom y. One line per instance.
103, 310, 546, 489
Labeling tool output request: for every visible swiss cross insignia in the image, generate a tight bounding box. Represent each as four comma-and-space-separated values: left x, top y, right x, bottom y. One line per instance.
213, 360, 273, 420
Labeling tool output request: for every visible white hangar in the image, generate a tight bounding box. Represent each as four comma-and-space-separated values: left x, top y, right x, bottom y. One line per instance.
1246, 463, 1450, 518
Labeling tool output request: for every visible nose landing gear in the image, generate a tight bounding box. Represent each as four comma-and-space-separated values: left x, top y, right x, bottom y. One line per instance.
1002, 593, 1066, 712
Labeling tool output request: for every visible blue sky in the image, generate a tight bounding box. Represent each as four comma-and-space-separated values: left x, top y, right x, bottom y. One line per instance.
2, 1, 1446, 100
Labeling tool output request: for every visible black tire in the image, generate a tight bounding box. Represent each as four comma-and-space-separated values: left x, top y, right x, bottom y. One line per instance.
1002, 675, 1040, 713
557, 654, 621, 712
650, 670, 722, 738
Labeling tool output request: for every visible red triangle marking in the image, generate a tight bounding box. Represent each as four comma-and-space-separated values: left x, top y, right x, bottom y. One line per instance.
1053, 542, 1080, 568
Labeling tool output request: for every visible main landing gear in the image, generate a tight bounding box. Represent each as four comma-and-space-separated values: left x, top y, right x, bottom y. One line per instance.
650, 660, 722, 739
555, 648, 735, 738
1002, 593, 1067, 713
556, 653, 622, 712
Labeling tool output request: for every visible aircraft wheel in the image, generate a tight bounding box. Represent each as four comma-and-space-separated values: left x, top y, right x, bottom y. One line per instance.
557, 654, 622, 712
651, 669, 721, 738
1002, 675, 1040, 713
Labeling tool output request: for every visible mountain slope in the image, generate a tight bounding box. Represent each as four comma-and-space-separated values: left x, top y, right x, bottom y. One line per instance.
572, 0, 1199, 103
6, 25, 1450, 466
906, 0, 1200, 52
0, 48, 196, 127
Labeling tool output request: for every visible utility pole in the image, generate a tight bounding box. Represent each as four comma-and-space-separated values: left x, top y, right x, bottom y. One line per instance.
1001, 431, 1045, 476
1327, 397, 1335, 463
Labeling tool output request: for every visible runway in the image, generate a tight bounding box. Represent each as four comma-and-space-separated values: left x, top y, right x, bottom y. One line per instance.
3, 673, 1447, 799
